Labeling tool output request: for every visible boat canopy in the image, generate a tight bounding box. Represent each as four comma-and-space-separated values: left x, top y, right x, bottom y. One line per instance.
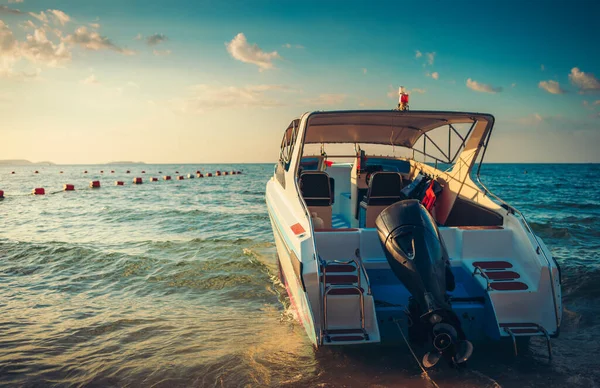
302, 111, 493, 148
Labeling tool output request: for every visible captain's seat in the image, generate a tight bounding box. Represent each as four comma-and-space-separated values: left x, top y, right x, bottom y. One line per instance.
359, 172, 403, 228
300, 171, 333, 229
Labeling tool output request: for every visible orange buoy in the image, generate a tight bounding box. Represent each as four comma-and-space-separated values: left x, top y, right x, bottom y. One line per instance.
187, 174, 194, 179
90, 180, 100, 188
237, 171, 242, 174
111, 170, 115, 173
115, 181, 124, 186
126, 170, 131, 174
175, 171, 179, 174
133, 177, 143, 184
176, 175, 184, 180
100, 170, 104, 173
32, 187, 45, 195
34, 170, 39, 174
224, 171, 229, 175
163, 176, 171, 181
196, 170, 200, 174
63, 184, 75, 191
158, 171, 162, 174
150, 177, 158, 182
197, 173, 204, 178
0, 190, 4, 198
141, 170, 146, 174
11, 171, 15, 174
216, 171, 221, 176
231, 171, 236, 175
207, 173, 213, 177
59, 171, 63, 174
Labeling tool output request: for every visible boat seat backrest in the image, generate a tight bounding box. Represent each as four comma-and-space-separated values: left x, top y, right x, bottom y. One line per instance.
300, 171, 332, 206
300, 171, 333, 229
360, 172, 403, 228
365, 172, 403, 205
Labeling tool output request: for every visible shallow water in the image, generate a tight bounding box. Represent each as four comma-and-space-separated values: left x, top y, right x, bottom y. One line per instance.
0, 163, 599, 387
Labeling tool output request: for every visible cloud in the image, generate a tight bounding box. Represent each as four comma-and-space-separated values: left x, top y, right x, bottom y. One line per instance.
511, 83, 517, 88
282, 43, 304, 49
0, 5, 25, 15
514, 113, 544, 126
595, 100, 600, 106
426, 52, 436, 65
538, 80, 566, 94
176, 84, 288, 113
411, 88, 426, 94
426, 71, 439, 80
80, 74, 99, 85
301, 93, 346, 106
415, 50, 422, 58
569, 67, 600, 93
28, 11, 48, 23
89, 23, 100, 29
21, 27, 71, 66
541, 64, 545, 71
361, 67, 367, 75
145, 33, 168, 46
65, 26, 135, 55
49, 10, 70, 26
225, 33, 281, 71
466, 78, 502, 93
153, 49, 171, 56
8, 0, 24, 3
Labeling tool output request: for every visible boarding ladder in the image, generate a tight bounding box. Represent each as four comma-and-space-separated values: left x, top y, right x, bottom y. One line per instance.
319, 249, 372, 344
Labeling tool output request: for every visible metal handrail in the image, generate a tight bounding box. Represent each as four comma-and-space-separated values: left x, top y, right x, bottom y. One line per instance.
472, 265, 492, 291
475, 131, 561, 331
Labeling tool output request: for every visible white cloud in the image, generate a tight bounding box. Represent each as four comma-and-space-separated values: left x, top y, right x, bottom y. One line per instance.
466, 78, 502, 93
225, 33, 281, 71
594, 100, 600, 106
153, 49, 171, 56
569, 67, 600, 93
301, 93, 346, 106
176, 84, 288, 113
49, 10, 70, 26
411, 88, 426, 94
282, 43, 304, 49
80, 74, 99, 85
89, 23, 100, 29
426, 52, 436, 65
415, 50, 422, 58
29, 11, 48, 23
511, 83, 517, 88
8, 0, 24, 3
428, 71, 439, 80
362, 67, 367, 75
65, 26, 135, 55
515, 113, 544, 126
20, 20, 37, 30
538, 80, 566, 94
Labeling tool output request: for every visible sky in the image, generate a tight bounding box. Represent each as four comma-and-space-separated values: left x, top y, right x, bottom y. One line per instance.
0, 0, 599, 164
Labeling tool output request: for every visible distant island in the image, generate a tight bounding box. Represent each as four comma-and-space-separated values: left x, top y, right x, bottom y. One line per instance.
0, 159, 55, 166
107, 161, 146, 165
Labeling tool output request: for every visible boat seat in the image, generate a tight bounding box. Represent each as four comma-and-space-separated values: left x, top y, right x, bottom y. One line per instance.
359, 172, 403, 228
300, 171, 333, 229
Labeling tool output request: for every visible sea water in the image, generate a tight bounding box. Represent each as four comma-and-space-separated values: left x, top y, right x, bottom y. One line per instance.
0, 163, 599, 387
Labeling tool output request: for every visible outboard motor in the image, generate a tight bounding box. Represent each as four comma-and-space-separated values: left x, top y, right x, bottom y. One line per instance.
375, 200, 473, 368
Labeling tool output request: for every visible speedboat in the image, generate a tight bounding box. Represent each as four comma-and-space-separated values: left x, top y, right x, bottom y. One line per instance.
265, 96, 561, 367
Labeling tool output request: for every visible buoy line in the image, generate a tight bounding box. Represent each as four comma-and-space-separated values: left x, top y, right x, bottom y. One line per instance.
0, 170, 244, 199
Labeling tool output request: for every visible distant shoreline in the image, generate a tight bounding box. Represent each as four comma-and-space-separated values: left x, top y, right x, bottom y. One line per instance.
0, 160, 598, 166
